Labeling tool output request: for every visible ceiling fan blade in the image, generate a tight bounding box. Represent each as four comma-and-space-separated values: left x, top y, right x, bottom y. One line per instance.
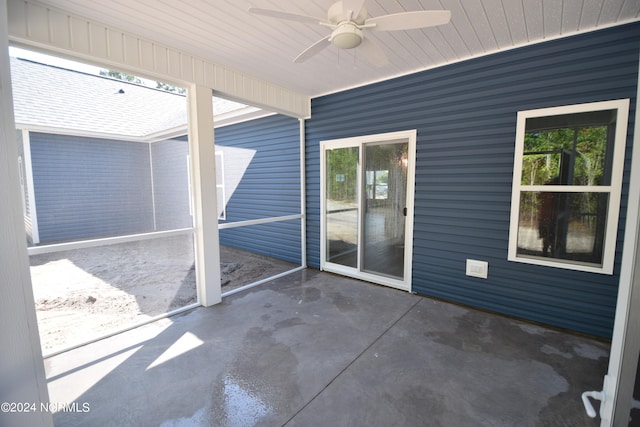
248, 7, 327, 25
358, 37, 389, 67
342, 0, 365, 18
366, 10, 451, 31
294, 36, 331, 63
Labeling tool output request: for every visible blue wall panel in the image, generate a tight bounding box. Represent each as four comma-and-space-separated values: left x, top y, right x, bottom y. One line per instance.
216, 114, 301, 264
31, 132, 154, 243
305, 23, 639, 338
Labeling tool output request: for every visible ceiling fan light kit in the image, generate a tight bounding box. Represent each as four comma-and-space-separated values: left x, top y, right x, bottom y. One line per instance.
331, 24, 363, 49
249, 1, 451, 65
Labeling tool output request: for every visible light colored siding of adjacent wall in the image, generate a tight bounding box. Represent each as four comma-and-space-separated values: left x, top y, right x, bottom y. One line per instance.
150, 137, 192, 231
216, 114, 301, 264
305, 23, 639, 338
30, 132, 154, 243
15, 129, 32, 244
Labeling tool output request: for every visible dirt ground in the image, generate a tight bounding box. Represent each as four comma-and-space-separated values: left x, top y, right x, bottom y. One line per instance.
29, 235, 297, 353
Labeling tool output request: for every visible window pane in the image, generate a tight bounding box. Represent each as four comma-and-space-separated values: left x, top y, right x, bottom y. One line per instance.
362, 142, 407, 279
326, 147, 359, 268
516, 191, 608, 265
521, 110, 616, 186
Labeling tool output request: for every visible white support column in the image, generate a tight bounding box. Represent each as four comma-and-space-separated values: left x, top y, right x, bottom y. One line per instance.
188, 84, 221, 307
299, 118, 307, 268
0, 0, 52, 425
600, 60, 640, 427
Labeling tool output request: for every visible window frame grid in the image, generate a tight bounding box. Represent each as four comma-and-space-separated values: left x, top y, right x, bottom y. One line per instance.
508, 99, 630, 274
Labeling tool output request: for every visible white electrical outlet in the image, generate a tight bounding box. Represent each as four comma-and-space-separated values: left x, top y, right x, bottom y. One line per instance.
466, 259, 488, 279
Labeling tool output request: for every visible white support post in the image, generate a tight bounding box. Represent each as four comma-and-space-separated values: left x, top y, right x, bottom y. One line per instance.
0, 0, 53, 425
188, 84, 221, 307
299, 118, 307, 268
600, 60, 640, 427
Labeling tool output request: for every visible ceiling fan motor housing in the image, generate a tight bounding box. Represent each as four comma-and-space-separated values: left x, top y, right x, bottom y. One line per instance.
331, 23, 363, 49
328, 1, 368, 24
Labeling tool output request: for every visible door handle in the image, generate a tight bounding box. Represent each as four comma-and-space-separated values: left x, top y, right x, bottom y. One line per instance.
403, 207, 407, 216
581, 390, 604, 418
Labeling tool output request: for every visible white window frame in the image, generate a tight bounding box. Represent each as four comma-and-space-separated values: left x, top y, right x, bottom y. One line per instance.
508, 99, 630, 274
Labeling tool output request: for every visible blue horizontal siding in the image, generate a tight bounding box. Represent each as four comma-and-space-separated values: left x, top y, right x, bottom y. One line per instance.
219, 219, 301, 264
31, 132, 154, 243
305, 22, 639, 338
215, 114, 301, 262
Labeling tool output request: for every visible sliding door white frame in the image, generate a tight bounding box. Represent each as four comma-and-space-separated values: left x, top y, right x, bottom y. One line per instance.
320, 129, 416, 292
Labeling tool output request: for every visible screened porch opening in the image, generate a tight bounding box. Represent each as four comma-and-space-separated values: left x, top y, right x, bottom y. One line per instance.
12, 48, 304, 357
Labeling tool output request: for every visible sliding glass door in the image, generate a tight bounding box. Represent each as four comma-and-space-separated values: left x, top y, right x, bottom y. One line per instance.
321, 130, 416, 291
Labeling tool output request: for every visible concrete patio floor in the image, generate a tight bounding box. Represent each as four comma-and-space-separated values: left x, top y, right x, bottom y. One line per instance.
44, 269, 609, 426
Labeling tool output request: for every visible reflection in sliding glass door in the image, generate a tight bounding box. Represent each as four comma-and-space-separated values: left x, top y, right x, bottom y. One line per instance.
325, 146, 359, 268
362, 141, 408, 279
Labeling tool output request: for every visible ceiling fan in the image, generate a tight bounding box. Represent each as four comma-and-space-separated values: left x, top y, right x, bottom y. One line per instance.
249, 0, 451, 66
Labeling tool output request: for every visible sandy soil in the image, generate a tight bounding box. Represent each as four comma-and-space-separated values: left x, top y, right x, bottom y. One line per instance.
30, 235, 297, 353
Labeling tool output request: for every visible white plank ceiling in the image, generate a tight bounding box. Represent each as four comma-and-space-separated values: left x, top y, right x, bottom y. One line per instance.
26, 0, 640, 98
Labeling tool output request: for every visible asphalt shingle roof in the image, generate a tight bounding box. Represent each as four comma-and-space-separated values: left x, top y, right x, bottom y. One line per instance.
10, 57, 203, 140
